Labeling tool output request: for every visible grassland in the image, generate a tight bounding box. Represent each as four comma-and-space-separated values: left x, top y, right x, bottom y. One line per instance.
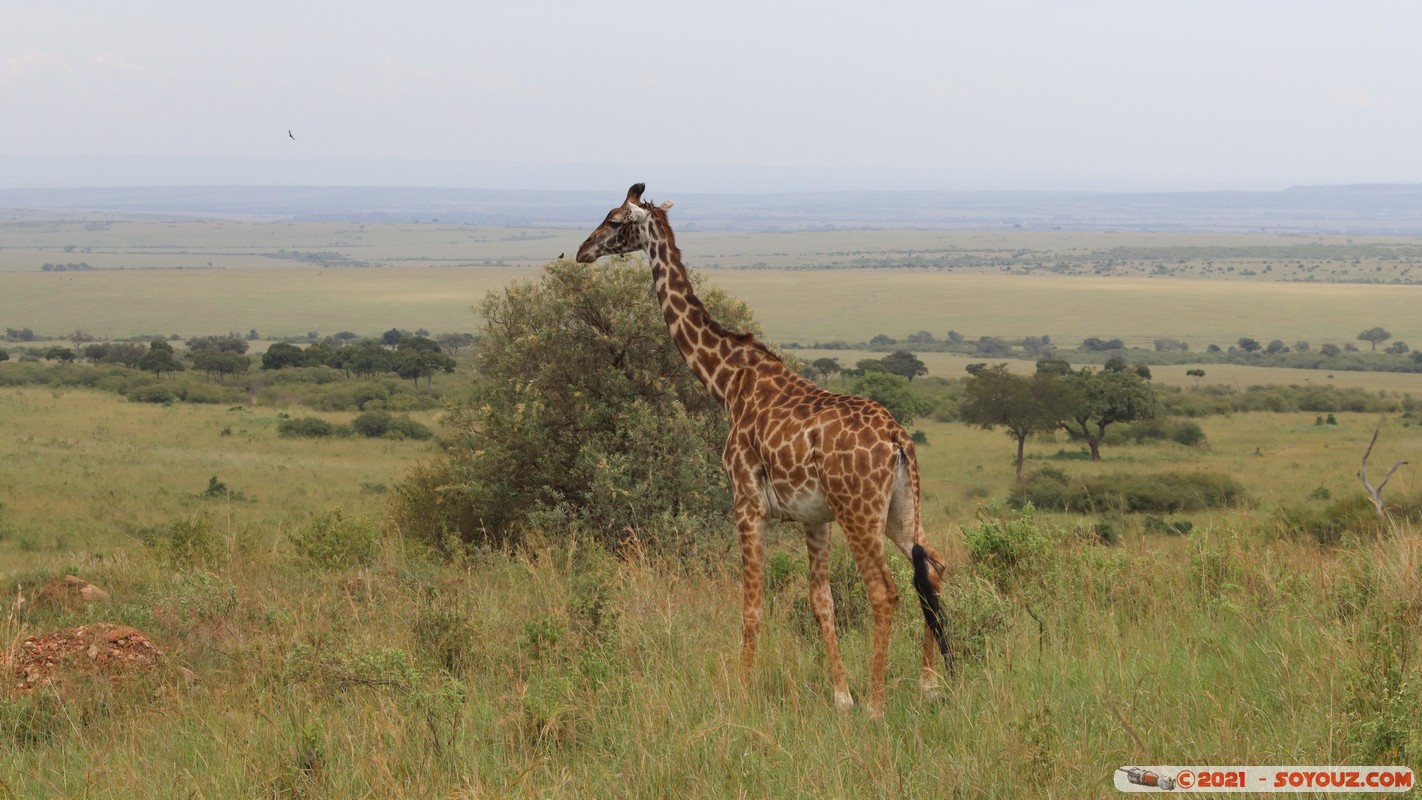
5, 215, 1422, 351
2, 214, 1421, 797
1, 388, 1419, 797
5, 264, 1422, 356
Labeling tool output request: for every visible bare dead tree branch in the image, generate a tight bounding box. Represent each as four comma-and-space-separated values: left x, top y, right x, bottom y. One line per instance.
1359, 420, 1408, 530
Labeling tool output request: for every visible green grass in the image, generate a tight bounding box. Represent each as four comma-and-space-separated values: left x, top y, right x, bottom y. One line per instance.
3, 216, 1422, 796
0, 390, 1419, 797
0, 388, 436, 555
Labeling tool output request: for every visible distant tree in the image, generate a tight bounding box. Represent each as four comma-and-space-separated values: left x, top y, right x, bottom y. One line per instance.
4, 328, 35, 342
975, 336, 1012, 356
879, 350, 928, 381
186, 335, 249, 355
868, 333, 898, 347
1385, 340, 1410, 355
1061, 367, 1161, 461
435, 332, 479, 354
395, 335, 442, 354
261, 342, 307, 370
810, 357, 842, 384
905, 330, 937, 345
302, 341, 342, 368
43, 346, 76, 363
68, 330, 95, 347
855, 357, 889, 375
1237, 337, 1262, 353
1186, 368, 1206, 388
850, 371, 933, 425
395, 348, 456, 390
1319, 343, 1342, 357
1081, 337, 1126, 352
333, 331, 361, 342
82, 343, 109, 362
1153, 338, 1189, 353
945, 330, 965, 345
1022, 335, 1054, 357
1206, 344, 1222, 353
0, 349, 8, 362
1358, 327, 1392, 351
341, 341, 395, 377
960, 363, 1075, 481
380, 328, 410, 346
194, 350, 250, 382
1293, 340, 1311, 352
138, 341, 185, 377
1265, 339, 1288, 355
1027, 360, 1071, 381
103, 342, 147, 368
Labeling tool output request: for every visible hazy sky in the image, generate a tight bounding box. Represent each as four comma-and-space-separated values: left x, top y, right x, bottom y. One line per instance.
4, 1, 1420, 191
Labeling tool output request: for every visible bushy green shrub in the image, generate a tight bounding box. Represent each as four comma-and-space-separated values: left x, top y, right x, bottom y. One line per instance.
352, 410, 433, 440
965, 502, 1050, 589
287, 510, 382, 568
1271, 494, 1409, 546
277, 417, 349, 438
393, 257, 756, 552
137, 515, 222, 566
128, 385, 177, 404
1015, 469, 1244, 514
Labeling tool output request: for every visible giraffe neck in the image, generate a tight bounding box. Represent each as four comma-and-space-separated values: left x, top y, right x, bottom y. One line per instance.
644, 211, 745, 404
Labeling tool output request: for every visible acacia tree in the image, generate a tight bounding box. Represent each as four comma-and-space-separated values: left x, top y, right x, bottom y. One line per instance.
1060, 365, 1160, 460
960, 363, 1076, 481
879, 349, 928, 381
138, 341, 184, 378
1358, 327, 1392, 351
810, 357, 841, 384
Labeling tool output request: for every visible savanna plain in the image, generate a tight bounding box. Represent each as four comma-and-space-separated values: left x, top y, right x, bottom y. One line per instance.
0, 213, 1420, 798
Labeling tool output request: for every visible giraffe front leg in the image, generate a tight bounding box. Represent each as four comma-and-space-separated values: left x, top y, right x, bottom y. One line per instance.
804, 522, 853, 709
735, 503, 768, 688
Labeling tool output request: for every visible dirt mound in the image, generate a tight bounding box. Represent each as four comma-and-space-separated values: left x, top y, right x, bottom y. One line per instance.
31, 575, 110, 614
4, 624, 161, 695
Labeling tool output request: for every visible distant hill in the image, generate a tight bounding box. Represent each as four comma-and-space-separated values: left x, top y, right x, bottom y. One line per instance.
3, 183, 1421, 235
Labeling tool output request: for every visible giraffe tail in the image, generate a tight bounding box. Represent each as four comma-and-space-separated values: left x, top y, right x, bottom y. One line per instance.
911, 544, 953, 673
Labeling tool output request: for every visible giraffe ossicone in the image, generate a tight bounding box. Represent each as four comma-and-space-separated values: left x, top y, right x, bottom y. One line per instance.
577, 183, 952, 716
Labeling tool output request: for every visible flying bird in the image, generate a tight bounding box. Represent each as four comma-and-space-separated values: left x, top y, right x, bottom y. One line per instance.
288, 130, 295, 140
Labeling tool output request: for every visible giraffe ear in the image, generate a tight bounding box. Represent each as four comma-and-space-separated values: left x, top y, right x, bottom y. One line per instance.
659, 200, 674, 211
626, 183, 646, 205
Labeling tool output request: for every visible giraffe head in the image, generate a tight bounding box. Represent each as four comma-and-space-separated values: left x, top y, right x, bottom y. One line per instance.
576, 183, 673, 263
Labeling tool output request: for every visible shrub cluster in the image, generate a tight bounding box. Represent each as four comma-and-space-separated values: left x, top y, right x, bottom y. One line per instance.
0, 361, 443, 412
277, 411, 433, 440
1014, 467, 1245, 513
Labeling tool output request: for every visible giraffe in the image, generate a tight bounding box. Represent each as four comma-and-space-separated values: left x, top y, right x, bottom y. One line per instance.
577, 183, 952, 716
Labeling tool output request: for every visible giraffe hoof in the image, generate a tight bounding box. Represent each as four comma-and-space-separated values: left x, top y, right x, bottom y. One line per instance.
833, 689, 854, 710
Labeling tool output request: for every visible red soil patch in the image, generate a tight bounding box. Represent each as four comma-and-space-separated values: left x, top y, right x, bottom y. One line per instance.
4, 624, 161, 695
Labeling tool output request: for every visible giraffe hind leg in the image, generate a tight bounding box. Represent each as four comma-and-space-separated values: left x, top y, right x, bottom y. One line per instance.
804, 522, 853, 708
841, 520, 898, 718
